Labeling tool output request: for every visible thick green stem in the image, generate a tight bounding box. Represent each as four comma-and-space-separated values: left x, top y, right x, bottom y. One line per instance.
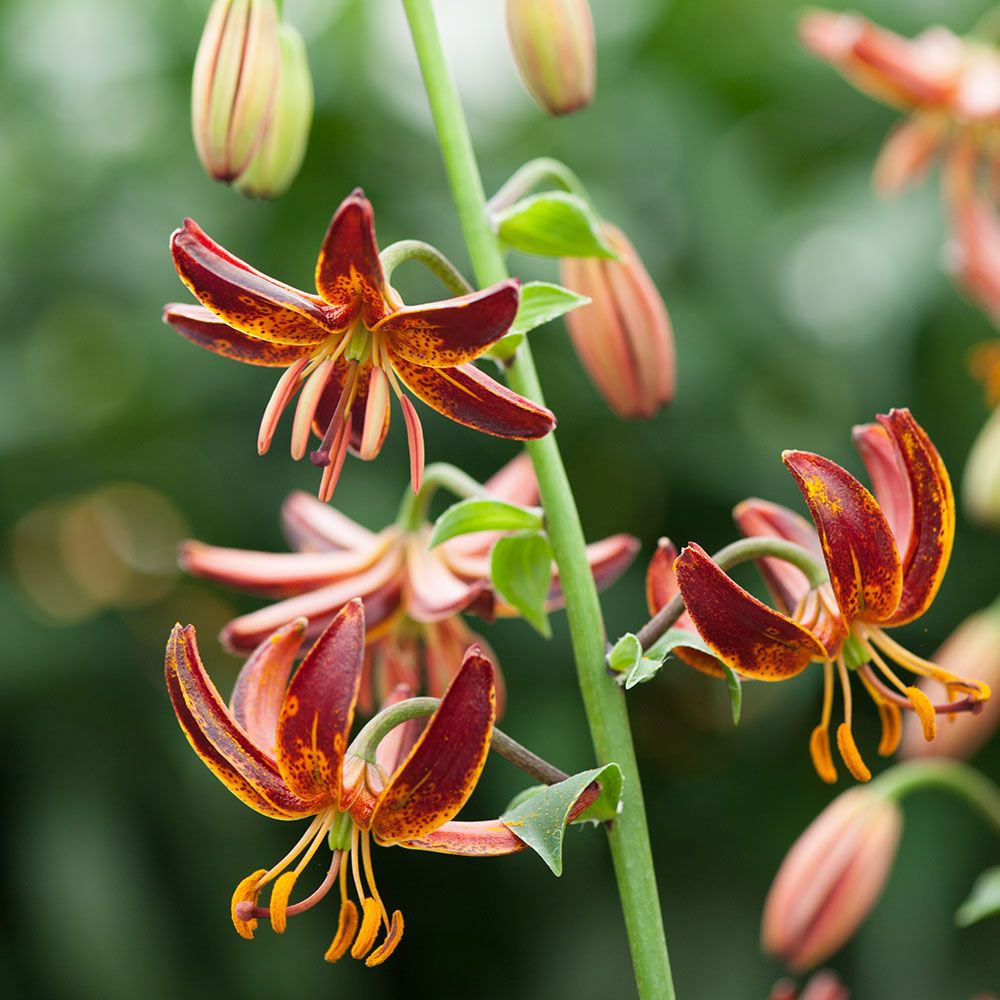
401, 2, 674, 996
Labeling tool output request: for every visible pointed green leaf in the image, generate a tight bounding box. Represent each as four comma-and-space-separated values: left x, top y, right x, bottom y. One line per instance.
495, 192, 616, 259
956, 866, 1000, 927
721, 662, 743, 726
501, 763, 623, 875
490, 533, 553, 637
623, 655, 668, 690
608, 632, 642, 675
429, 497, 543, 548
622, 628, 714, 690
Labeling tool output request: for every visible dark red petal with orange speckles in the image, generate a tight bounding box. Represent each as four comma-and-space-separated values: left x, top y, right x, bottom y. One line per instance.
876, 409, 955, 625
675, 543, 825, 680
391, 358, 555, 440
171, 219, 341, 345
165, 624, 317, 818
370, 647, 495, 845
275, 599, 366, 801
163, 304, 311, 367
783, 450, 902, 625
852, 422, 914, 553
376, 280, 520, 368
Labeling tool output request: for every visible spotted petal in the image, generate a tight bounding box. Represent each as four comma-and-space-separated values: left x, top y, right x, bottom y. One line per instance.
783, 450, 903, 625
275, 600, 366, 802
165, 624, 317, 818
171, 219, 340, 345
674, 543, 826, 680
370, 647, 495, 845
391, 357, 556, 440
163, 304, 310, 367
378, 280, 520, 368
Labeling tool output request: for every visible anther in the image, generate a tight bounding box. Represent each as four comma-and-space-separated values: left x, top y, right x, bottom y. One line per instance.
836, 723, 871, 782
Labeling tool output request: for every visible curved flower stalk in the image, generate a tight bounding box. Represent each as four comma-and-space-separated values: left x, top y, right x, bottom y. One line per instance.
180, 454, 638, 710
166, 189, 555, 500
674, 408, 990, 783
165, 601, 598, 964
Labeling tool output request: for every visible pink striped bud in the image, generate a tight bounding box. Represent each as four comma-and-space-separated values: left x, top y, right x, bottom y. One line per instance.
560, 224, 675, 419
762, 788, 902, 971
506, 0, 595, 116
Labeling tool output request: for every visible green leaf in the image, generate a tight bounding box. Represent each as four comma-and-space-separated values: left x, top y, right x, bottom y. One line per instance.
956, 866, 1000, 927
501, 764, 623, 875
486, 282, 591, 362
608, 633, 642, 675
622, 655, 667, 690
622, 628, 713, 690
721, 663, 743, 726
428, 497, 543, 548
490, 533, 553, 637
495, 192, 616, 259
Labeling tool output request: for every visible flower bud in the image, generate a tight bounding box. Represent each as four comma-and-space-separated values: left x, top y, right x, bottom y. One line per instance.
234, 22, 314, 199
901, 603, 1000, 759
762, 787, 902, 971
192, 0, 280, 183
560, 224, 675, 419
963, 407, 1000, 527
769, 970, 850, 1000
506, 0, 595, 116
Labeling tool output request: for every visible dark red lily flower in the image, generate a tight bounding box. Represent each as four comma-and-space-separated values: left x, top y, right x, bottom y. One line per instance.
179, 454, 638, 710
671, 408, 990, 783
166, 189, 555, 499
166, 600, 565, 964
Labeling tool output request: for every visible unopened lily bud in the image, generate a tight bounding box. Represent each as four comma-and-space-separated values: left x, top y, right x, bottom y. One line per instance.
762, 787, 902, 971
963, 407, 1000, 527
561, 224, 675, 419
901, 603, 1000, 759
234, 22, 314, 199
192, 0, 280, 183
506, 0, 595, 116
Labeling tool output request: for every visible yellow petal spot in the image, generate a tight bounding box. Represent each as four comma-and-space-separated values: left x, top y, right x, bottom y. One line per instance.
876, 700, 902, 757
269, 871, 298, 934
324, 899, 359, 963
836, 723, 871, 782
809, 724, 837, 784
906, 686, 937, 741
350, 897, 382, 960
366, 909, 405, 967
231, 869, 267, 940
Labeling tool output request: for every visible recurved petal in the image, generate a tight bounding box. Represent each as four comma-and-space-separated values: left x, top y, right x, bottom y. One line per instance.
371, 647, 495, 845
851, 422, 914, 553
163, 303, 310, 367
171, 220, 338, 345
396, 819, 525, 855
314, 189, 385, 325
276, 600, 366, 801
391, 357, 555, 440
485, 451, 540, 506
378, 280, 520, 368
403, 532, 486, 623
674, 544, 825, 680
875, 409, 954, 625
538, 534, 639, 613
230, 618, 308, 757
280, 490, 376, 552
783, 450, 902, 625
165, 624, 317, 818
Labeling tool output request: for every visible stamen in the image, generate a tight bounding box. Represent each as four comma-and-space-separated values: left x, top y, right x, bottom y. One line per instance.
869, 628, 992, 702
859, 664, 986, 716
258, 357, 309, 456
860, 635, 911, 696
236, 851, 343, 922
808, 661, 837, 783
317, 419, 352, 503
857, 666, 902, 756
259, 814, 325, 887
836, 656, 853, 729
906, 686, 937, 742
230, 868, 267, 940
836, 723, 871, 782
291, 358, 336, 460
325, 853, 359, 963
269, 871, 298, 933
350, 898, 382, 960
311, 361, 361, 467
385, 362, 426, 494
361, 829, 390, 931
365, 910, 405, 967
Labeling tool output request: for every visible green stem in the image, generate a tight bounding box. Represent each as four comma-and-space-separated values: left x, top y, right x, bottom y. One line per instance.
401, 2, 674, 996
396, 461, 488, 531
874, 760, 1000, 836
379, 239, 473, 295
486, 156, 594, 213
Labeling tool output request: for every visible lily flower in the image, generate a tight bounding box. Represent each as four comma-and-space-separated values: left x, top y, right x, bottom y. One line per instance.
166, 600, 570, 964
674, 408, 990, 783
179, 454, 638, 710
166, 189, 555, 499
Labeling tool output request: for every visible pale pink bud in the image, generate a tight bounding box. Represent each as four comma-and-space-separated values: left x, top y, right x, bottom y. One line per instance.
560, 224, 675, 420
191, 0, 280, 182
901, 604, 1000, 758
506, 0, 595, 116
762, 788, 902, 971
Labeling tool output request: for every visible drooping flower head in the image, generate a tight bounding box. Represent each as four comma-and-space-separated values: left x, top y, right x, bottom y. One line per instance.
672, 408, 990, 782
180, 454, 638, 711
166, 190, 555, 499
165, 601, 573, 964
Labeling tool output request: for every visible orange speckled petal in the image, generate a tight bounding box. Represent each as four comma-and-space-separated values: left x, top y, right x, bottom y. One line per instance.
171, 219, 340, 345
851, 421, 914, 554
674, 543, 826, 680
371, 647, 495, 845
275, 599, 366, 801
376, 280, 520, 367
783, 450, 902, 625
165, 624, 316, 818
163, 303, 311, 367
876, 409, 955, 625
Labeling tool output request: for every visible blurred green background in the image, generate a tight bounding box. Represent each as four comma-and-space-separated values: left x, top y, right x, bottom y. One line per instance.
3, 0, 1000, 996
